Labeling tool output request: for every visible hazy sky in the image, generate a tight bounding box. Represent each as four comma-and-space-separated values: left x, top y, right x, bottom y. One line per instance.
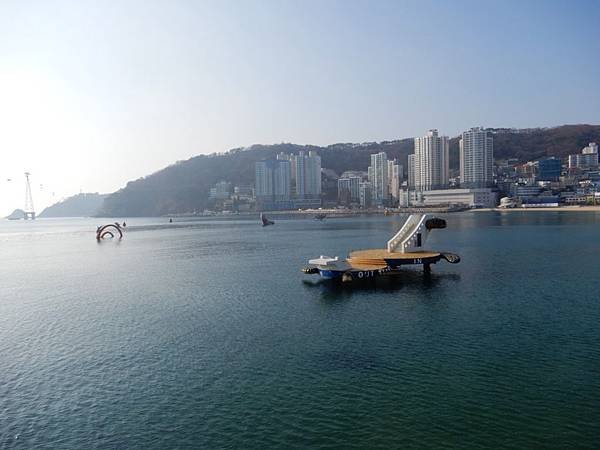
1, 0, 599, 216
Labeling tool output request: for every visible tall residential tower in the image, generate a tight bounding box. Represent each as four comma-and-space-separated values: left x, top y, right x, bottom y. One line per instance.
368, 152, 388, 205
459, 127, 493, 188
255, 159, 291, 210
414, 129, 449, 191
295, 151, 322, 199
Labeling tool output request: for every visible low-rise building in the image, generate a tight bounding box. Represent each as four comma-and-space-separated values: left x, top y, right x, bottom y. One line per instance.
419, 188, 497, 208
511, 185, 542, 200
538, 157, 562, 181
568, 142, 599, 170
521, 196, 560, 207
209, 181, 232, 200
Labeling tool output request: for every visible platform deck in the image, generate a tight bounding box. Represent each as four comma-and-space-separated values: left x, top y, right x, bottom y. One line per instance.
347, 261, 389, 270
348, 249, 440, 263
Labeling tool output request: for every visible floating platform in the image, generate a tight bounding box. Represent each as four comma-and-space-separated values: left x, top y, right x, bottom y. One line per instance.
302, 214, 460, 282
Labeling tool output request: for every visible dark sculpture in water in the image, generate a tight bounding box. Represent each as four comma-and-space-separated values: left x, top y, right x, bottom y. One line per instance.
96, 223, 123, 240
425, 218, 447, 230
261, 213, 274, 226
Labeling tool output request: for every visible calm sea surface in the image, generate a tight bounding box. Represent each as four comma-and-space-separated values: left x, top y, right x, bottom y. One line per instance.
1, 212, 599, 449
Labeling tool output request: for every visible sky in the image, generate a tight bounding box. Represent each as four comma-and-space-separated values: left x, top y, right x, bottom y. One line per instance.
1, 0, 599, 216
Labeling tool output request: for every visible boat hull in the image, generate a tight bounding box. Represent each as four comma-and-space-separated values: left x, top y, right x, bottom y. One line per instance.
318, 269, 344, 279
316, 266, 394, 281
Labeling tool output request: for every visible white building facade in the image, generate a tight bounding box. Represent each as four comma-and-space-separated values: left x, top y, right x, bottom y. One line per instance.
295, 151, 322, 199
569, 142, 599, 169
420, 188, 497, 208
255, 159, 291, 209
460, 127, 494, 188
414, 129, 449, 191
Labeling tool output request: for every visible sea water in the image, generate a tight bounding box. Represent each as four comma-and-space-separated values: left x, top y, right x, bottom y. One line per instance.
1, 212, 599, 448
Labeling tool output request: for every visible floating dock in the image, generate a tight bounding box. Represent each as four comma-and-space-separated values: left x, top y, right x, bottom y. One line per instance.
302, 214, 460, 282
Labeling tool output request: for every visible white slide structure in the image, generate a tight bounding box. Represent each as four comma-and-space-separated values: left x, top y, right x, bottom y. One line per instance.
387, 214, 431, 253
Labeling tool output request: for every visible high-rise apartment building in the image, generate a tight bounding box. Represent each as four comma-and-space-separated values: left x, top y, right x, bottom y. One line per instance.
368, 152, 388, 205
255, 159, 291, 209
407, 154, 415, 189
359, 182, 372, 208
337, 176, 361, 204
414, 129, 449, 191
460, 127, 494, 188
387, 159, 402, 204
295, 151, 322, 199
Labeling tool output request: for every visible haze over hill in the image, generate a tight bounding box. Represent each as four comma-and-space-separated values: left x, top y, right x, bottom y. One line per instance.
39, 193, 107, 218
5, 209, 25, 220
97, 124, 600, 217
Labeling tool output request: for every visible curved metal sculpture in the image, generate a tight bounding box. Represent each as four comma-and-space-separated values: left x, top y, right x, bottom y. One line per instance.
425, 218, 447, 230
441, 252, 461, 264
96, 223, 123, 241
261, 213, 274, 226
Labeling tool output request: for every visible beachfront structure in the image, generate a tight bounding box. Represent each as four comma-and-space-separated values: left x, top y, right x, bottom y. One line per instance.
414, 129, 449, 191
295, 151, 322, 199
415, 188, 496, 208
368, 152, 388, 205
255, 159, 292, 210
460, 127, 493, 188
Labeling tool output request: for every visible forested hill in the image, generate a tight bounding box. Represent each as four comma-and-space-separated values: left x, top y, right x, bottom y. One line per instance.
98, 124, 600, 217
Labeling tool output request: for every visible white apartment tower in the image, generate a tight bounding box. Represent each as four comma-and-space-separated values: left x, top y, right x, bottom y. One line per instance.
255, 159, 291, 201
460, 127, 493, 188
414, 129, 449, 191
368, 152, 388, 205
295, 151, 322, 199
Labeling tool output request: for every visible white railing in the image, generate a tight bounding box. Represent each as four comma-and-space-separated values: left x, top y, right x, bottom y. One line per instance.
387, 214, 430, 253
401, 214, 427, 252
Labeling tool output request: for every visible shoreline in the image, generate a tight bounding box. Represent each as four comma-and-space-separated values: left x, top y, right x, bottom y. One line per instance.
474, 206, 600, 212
